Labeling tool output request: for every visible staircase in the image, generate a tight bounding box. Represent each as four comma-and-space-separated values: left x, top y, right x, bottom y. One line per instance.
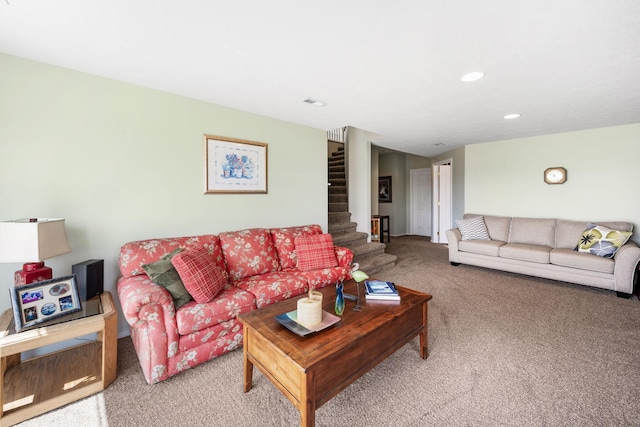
327, 144, 397, 275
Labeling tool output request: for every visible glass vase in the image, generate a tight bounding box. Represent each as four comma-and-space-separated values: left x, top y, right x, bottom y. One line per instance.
335, 281, 345, 315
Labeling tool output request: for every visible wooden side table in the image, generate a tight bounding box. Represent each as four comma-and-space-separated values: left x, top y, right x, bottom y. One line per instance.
0, 291, 117, 426
371, 216, 381, 242
372, 215, 390, 243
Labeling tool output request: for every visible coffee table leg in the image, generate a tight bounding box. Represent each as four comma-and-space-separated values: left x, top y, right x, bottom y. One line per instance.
420, 301, 428, 359
243, 330, 253, 392
300, 370, 316, 427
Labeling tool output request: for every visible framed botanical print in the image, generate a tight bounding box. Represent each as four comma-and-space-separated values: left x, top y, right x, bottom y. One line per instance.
204, 135, 268, 194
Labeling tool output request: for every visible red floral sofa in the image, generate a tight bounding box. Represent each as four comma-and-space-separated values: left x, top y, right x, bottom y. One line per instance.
117, 225, 353, 384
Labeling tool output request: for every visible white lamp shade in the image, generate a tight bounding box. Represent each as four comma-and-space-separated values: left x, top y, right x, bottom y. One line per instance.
0, 218, 71, 262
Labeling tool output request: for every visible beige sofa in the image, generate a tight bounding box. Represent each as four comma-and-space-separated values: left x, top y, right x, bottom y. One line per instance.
446, 214, 640, 297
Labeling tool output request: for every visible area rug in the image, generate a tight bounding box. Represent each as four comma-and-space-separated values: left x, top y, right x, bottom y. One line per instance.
20, 236, 640, 426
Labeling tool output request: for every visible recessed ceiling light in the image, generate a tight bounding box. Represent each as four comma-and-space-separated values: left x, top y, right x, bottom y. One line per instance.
433, 143, 446, 146
461, 72, 485, 82
303, 97, 327, 107
504, 113, 521, 119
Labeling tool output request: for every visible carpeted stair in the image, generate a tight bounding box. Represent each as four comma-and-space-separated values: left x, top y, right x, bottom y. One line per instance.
327, 145, 396, 275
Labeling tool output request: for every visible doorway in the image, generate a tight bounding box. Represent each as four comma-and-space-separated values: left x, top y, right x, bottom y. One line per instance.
410, 168, 432, 236
431, 160, 452, 244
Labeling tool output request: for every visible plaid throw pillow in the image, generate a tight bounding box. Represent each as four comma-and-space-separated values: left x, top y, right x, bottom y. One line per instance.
294, 233, 339, 271
171, 247, 227, 303
456, 216, 491, 241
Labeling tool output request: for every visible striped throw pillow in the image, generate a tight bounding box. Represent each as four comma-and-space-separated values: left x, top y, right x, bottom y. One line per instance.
456, 216, 491, 241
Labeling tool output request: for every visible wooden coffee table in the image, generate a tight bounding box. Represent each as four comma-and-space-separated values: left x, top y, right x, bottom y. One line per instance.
239, 280, 432, 427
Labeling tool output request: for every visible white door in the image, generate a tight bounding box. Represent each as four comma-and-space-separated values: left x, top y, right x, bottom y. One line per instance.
410, 168, 431, 236
432, 163, 452, 243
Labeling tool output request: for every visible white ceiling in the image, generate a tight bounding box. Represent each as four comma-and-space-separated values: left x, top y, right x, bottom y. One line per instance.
1, 1, 639, 157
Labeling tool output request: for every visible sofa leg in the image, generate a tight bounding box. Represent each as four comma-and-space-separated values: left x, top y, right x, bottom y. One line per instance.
450, 262, 460, 266
616, 291, 632, 299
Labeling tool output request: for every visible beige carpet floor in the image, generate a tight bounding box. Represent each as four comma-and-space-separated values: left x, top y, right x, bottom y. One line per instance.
19, 236, 640, 426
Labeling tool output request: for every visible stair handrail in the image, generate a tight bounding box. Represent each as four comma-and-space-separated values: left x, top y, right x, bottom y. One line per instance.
327, 127, 347, 143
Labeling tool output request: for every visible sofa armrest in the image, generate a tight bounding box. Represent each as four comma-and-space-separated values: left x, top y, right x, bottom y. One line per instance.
335, 245, 354, 268
117, 275, 176, 328
613, 241, 640, 294
445, 228, 462, 263
117, 275, 181, 383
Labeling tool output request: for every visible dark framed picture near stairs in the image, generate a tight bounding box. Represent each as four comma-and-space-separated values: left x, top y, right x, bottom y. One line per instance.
379, 176, 392, 203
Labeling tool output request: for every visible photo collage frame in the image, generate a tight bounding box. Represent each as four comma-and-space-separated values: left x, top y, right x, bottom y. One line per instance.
10, 275, 82, 332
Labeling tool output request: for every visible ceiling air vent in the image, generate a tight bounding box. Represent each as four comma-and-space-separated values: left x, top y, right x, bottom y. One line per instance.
303, 98, 326, 107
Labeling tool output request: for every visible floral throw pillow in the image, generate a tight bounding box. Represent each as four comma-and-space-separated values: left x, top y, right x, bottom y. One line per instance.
455, 216, 491, 241
172, 247, 227, 303
294, 233, 339, 271
575, 223, 632, 258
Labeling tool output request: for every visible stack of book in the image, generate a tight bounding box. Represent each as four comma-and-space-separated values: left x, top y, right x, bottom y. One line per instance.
364, 280, 400, 301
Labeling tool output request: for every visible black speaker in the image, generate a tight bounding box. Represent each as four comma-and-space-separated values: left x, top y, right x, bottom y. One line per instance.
72, 259, 104, 301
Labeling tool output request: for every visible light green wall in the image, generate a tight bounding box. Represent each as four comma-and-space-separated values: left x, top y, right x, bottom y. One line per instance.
0, 53, 328, 336
465, 124, 640, 243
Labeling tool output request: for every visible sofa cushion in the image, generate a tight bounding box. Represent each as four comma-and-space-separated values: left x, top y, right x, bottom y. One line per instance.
175, 285, 256, 336
456, 216, 490, 241
270, 225, 323, 269
297, 265, 350, 291
142, 248, 192, 310
464, 214, 511, 242
556, 220, 593, 249
294, 233, 339, 271
550, 248, 614, 274
234, 271, 308, 309
219, 228, 281, 282
499, 243, 551, 264
119, 234, 226, 279
508, 218, 557, 247
459, 240, 505, 257
483, 215, 512, 242
177, 319, 244, 354
172, 247, 227, 303
575, 224, 632, 258
597, 221, 634, 233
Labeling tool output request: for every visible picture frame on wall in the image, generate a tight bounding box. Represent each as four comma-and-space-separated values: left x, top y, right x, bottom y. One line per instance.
378, 176, 392, 203
10, 275, 82, 332
204, 134, 268, 194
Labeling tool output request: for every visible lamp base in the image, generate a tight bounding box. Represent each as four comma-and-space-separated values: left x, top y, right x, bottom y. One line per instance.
15, 262, 53, 286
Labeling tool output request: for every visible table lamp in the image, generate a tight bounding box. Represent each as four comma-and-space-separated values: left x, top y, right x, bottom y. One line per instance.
0, 218, 71, 286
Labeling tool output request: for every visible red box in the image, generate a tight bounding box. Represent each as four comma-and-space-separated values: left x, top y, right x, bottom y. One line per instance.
14, 262, 53, 286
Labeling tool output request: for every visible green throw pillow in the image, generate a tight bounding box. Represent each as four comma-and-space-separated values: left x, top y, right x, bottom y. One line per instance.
142, 248, 192, 309
575, 224, 632, 258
